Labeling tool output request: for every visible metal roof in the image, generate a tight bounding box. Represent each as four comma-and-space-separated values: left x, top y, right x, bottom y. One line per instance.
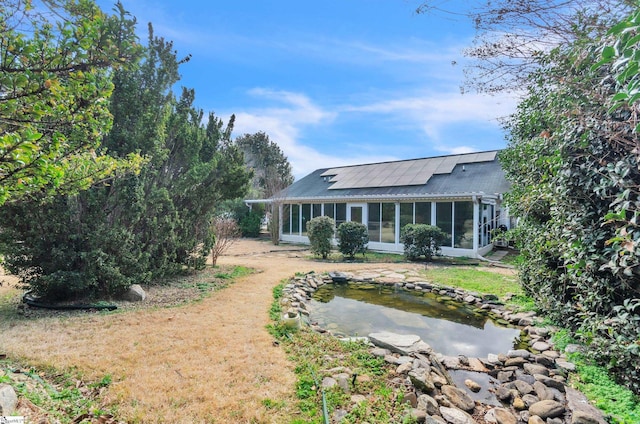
268, 150, 510, 202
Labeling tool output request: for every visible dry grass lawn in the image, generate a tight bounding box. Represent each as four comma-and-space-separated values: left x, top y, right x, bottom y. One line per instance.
0, 239, 423, 423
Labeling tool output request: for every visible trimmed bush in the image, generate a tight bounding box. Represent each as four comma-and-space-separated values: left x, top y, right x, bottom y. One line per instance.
400, 224, 447, 261
337, 221, 368, 258
306, 216, 335, 259
239, 210, 262, 237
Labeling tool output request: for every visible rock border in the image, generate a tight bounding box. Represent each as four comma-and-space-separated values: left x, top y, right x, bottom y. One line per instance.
280, 271, 606, 424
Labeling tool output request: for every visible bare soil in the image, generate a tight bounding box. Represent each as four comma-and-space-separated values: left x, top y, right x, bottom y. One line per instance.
0, 239, 427, 423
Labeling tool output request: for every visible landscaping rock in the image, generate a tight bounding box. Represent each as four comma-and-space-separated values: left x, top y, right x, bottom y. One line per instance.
565, 387, 607, 424
464, 378, 481, 392
441, 385, 475, 412
493, 407, 518, 424
0, 384, 17, 415
121, 284, 146, 301
528, 415, 545, 424
417, 394, 439, 415
439, 406, 475, 424
528, 400, 565, 419
369, 332, 431, 355
409, 368, 436, 393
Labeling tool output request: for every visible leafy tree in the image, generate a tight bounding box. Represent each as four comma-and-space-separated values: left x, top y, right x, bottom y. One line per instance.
235, 132, 294, 244
500, 8, 640, 392
337, 221, 368, 259
0, 0, 143, 205
307, 216, 335, 259
400, 224, 447, 261
0, 25, 250, 300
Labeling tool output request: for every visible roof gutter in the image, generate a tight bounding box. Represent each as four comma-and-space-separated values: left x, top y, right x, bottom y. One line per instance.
245, 192, 500, 204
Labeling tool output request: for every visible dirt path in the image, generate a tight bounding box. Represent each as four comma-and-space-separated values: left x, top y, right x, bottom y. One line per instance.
0, 239, 423, 423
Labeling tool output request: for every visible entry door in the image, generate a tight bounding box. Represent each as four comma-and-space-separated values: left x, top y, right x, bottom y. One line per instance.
348, 204, 366, 225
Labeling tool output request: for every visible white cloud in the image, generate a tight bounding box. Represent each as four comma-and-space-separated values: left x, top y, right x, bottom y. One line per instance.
231, 89, 396, 179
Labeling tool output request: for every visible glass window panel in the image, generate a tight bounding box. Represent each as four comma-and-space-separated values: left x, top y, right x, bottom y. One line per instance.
436, 202, 452, 247
302, 204, 311, 235
323, 203, 335, 219
381, 203, 396, 243
335, 203, 346, 229
283, 204, 291, 234
291, 204, 300, 234
454, 201, 474, 249
415, 202, 431, 225
367, 203, 381, 242
312, 203, 322, 218
400, 203, 413, 230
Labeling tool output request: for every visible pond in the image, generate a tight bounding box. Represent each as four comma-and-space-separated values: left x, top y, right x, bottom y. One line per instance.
309, 283, 523, 358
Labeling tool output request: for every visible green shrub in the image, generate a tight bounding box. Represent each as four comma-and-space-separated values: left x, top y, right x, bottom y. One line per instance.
239, 210, 262, 237
337, 221, 368, 258
306, 216, 335, 259
400, 224, 447, 261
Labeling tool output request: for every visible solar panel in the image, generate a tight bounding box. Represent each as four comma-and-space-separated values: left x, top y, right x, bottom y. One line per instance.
323, 151, 497, 190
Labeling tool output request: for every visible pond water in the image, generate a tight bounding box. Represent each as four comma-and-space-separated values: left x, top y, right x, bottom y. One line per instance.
309, 283, 523, 358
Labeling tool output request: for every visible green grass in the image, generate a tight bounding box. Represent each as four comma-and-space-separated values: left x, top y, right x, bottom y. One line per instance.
420, 266, 522, 298
268, 285, 412, 423
552, 329, 640, 424
0, 359, 118, 422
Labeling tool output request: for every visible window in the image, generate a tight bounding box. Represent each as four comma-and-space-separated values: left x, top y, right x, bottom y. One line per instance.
291, 204, 300, 234
335, 203, 346, 228
313, 203, 322, 219
323, 203, 335, 219
454, 201, 474, 249
436, 202, 452, 246
283, 204, 291, 234
368, 203, 381, 242
400, 203, 413, 230
301, 204, 311, 235
415, 202, 431, 225
381, 203, 396, 243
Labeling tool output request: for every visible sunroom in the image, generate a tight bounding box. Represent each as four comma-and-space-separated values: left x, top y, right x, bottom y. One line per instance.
252, 151, 512, 258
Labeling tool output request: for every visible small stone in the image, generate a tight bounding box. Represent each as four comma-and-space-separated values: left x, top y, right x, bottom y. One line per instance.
524, 363, 549, 377
321, 377, 337, 388
522, 394, 539, 408
534, 374, 566, 392
441, 385, 476, 412
439, 406, 476, 424
404, 392, 418, 407
571, 411, 603, 424
507, 349, 533, 359
497, 370, 513, 382
531, 341, 550, 352
533, 381, 553, 401
417, 394, 439, 416
556, 360, 577, 372
512, 396, 526, 410
493, 407, 518, 424
535, 355, 555, 367
528, 416, 545, 424
528, 399, 565, 419
495, 385, 512, 401
513, 380, 534, 395
332, 409, 348, 422
397, 362, 413, 375
370, 347, 391, 357
409, 368, 435, 393
407, 408, 427, 423
565, 344, 584, 354
505, 357, 528, 367
355, 374, 371, 384
464, 379, 481, 393
487, 353, 502, 364
351, 394, 367, 404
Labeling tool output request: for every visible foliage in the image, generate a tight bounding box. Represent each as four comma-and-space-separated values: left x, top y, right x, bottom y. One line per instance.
500, 7, 640, 393
0, 24, 250, 300
400, 224, 447, 261
0, 0, 144, 205
336, 221, 368, 259
235, 132, 294, 245
239, 210, 263, 237
306, 216, 335, 259
210, 217, 241, 266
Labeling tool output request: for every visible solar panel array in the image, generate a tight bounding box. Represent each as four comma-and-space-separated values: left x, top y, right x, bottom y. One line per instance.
321, 151, 497, 190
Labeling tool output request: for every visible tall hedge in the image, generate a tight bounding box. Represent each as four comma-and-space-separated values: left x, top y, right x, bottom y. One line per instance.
501, 9, 640, 393
337, 222, 368, 258
307, 216, 335, 259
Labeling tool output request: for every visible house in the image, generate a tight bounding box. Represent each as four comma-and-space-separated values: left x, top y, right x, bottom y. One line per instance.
248, 150, 512, 258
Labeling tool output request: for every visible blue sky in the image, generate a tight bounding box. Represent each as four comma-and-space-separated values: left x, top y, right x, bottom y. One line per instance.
98, 0, 519, 179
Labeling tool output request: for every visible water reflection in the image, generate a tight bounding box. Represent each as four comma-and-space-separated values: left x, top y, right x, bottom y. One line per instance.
310, 283, 521, 357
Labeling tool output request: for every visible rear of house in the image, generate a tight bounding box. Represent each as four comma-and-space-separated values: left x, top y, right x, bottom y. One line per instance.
249, 150, 512, 258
